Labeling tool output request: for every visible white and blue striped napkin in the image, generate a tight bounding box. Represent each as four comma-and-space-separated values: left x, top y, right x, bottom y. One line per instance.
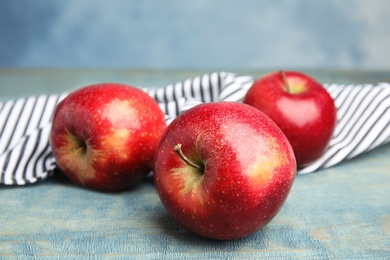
1, 72, 389, 185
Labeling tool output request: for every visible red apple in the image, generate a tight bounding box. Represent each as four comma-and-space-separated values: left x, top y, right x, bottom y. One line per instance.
243, 71, 337, 168
153, 102, 296, 240
50, 83, 166, 191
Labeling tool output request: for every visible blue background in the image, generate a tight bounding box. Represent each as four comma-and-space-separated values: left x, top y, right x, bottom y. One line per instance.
1, 0, 389, 70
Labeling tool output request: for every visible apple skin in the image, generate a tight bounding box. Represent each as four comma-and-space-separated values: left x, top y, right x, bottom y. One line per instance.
50, 83, 166, 191
243, 71, 337, 168
153, 102, 296, 240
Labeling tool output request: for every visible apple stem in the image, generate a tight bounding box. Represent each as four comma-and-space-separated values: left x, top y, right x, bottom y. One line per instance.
280, 70, 291, 93
174, 144, 204, 171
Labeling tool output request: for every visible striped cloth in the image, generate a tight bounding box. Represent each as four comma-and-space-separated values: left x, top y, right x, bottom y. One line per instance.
1, 72, 389, 185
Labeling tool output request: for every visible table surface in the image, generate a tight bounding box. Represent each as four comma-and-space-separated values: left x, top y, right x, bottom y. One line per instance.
1, 69, 390, 259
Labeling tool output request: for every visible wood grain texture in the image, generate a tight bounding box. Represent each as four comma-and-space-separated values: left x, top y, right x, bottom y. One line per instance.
1, 69, 390, 258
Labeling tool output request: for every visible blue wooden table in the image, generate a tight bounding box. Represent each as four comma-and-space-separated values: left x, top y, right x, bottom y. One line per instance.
1, 69, 390, 259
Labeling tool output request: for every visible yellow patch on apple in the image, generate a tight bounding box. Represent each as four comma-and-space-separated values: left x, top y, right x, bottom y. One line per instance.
247, 135, 287, 186
100, 128, 131, 161
57, 131, 98, 184
172, 167, 203, 193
